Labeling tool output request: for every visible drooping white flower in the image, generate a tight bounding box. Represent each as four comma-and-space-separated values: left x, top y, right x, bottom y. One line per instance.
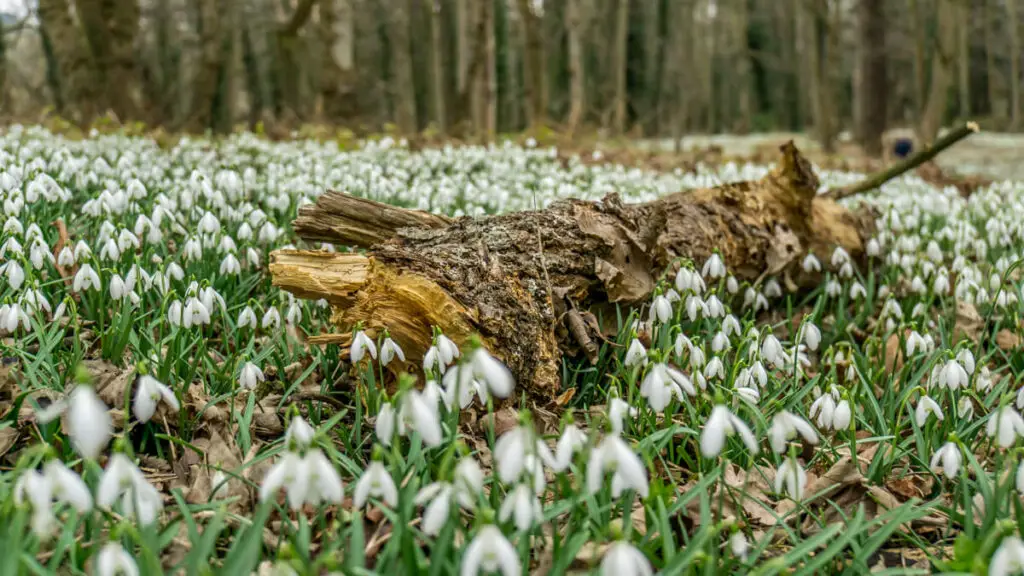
133, 375, 180, 423
702, 253, 726, 279
640, 363, 694, 412
990, 536, 1024, 576
624, 338, 647, 367
955, 349, 976, 375
460, 525, 520, 576
937, 358, 969, 391
801, 323, 821, 351
915, 395, 944, 427
468, 348, 515, 399
551, 424, 588, 472
586, 435, 649, 498
768, 411, 818, 454
95, 542, 140, 576
261, 307, 281, 330
608, 397, 637, 436
833, 399, 852, 430
774, 457, 807, 501
350, 330, 378, 364
354, 462, 398, 509
987, 406, 1024, 448
730, 531, 750, 561
675, 267, 705, 294
437, 334, 461, 365
237, 306, 257, 329
238, 362, 265, 390
700, 405, 759, 458
929, 442, 962, 480
72, 264, 101, 292
380, 337, 406, 365
703, 356, 725, 380
67, 385, 112, 459
395, 389, 443, 447
600, 541, 653, 576
498, 483, 543, 532
494, 425, 554, 486
97, 454, 163, 525
802, 253, 821, 272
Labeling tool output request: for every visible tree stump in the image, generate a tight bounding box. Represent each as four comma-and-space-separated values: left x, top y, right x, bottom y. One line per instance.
270, 143, 874, 398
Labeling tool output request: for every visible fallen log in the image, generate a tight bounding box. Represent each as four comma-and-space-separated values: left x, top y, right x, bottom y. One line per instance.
270, 143, 874, 398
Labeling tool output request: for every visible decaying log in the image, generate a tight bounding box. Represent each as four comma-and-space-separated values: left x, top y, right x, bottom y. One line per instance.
270, 143, 874, 398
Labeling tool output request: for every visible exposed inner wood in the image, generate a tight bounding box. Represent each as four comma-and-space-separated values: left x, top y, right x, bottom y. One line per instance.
271, 143, 874, 399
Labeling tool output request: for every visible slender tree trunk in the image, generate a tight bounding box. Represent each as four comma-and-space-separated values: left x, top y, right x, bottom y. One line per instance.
427, 0, 447, 131
919, 0, 958, 141
385, 0, 418, 133
1010, 0, 1021, 129
985, 0, 1001, 119
611, 0, 629, 133
100, 0, 141, 120
565, 0, 585, 134
807, 0, 836, 152
187, 0, 224, 131
482, 0, 496, 138
38, 0, 100, 123
516, 0, 546, 129
958, 1, 971, 119
319, 0, 358, 123
855, 0, 887, 156
910, 0, 927, 119
733, 0, 752, 133
456, 0, 471, 96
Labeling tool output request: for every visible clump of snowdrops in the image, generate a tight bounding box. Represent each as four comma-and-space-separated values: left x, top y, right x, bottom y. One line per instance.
0, 126, 1023, 575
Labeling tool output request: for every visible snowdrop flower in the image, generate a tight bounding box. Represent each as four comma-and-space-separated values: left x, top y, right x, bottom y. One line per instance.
640, 363, 694, 412
838, 262, 854, 279
183, 297, 211, 328
354, 462, 398, 508
774, 457, 807, 501
929, 442, 962, 480
830, 246, 850, 268
468, 347, 515, 399
66, 385, 112, 459
649, 293, 673, 324
600, 541, 653, 576
726, 275, 739, 293
825, 279, 842, 298
72, 264, 101, 292
768, 411, 818, 454
729, 531, 750, 561
906, 331, 929, 356
736, 386, 760, 404
416, 462, 481, 536
959, 397, 975, 420
987, 406, 1024, 448
833, 399, 852, 430
700, 406, 759, 458
866, 238, 881, 257
437, 333, 461, 364
915, 395, 944, 427
608, 397, 637, 436
552, 424, 587, 472
1017, 461, 1024, 494
705, 295, 725, 318
99, 238, 120, 261
675, 267, 705, 294
133, 375, 180, 423
380, 337, 406, 365
801, 323, 821, 351
711, 331, 730, 353
702, 253, 726, 279
849, 281, 867, 300
460, 525, 520, 576
722, 314, 741, 337
494, 425, 554, 485
990, 536, 1024, 576
261, 449, 344, 508
14, 460, 93, 538
938, 358, 969, 391
761, 335, 785, 367
238, 362, 265, 390
57, 246, 74, 267
802, 253, 822, 272
624, 338, 647, 367
261, 307, 281, 330
237, 306, 257, 329
956, 349, 975, 375
703, 356, 725, 380
586, 434, 649, 498
97, 453, 163, 525
764, 278, 783, 298
95, 542, 139, 576
350, 330, 377, 363
219, 253, 241, 275
375, 402, 397, 446
499, 483, 543, 532
396, 389, 443, 447
0, 302, 30, 333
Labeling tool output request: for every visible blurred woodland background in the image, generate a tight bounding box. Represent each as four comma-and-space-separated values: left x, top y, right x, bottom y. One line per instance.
0, 0, 1019, 154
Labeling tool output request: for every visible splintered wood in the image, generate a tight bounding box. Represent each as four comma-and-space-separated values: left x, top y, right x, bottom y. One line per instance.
270, 143, 874, 399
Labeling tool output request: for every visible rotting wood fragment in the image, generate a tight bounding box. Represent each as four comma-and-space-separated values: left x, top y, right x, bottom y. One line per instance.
271, 142, 874, 400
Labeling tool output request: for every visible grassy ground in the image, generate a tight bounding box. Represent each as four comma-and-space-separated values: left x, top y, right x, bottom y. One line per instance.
0, 126, 1023, 575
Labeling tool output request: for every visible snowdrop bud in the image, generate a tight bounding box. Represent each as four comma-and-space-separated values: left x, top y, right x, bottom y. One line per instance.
68, 385, 112, 459
726, 275, 739, 294
285, 417, 315, 449
624, 338, 647, 367
801, 323, 821, 351
866, 238, 881, 257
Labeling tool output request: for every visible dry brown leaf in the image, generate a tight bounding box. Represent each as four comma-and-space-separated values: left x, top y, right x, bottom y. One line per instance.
886, 474, 933, 500
0, 425, 17, 460
997, 329, 1022, 351
953, 301, 983, 343
883, 331, 907, 374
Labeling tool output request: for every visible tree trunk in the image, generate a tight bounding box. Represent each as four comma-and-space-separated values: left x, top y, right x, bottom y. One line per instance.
807, 0, 836, 152
187, 0, 224, 131
732, 0, 752, 133
565, 0, 585, 134
319, 0, 358, 123
985, 0, 1001, 119
910, 0, 927, 119
611, 0, 629, 133
427, 0, 447, 131
1010, 0, 1021, 129
919, 0, 957, 142
37, 0, 101, 123
270, 144, 873, 398
958, 1, 971, 119
384, 0, 418, 133
516, 0, 546, 130
855, 0, 887, 157
101, 0, 141, 120
482, 0, 496, 138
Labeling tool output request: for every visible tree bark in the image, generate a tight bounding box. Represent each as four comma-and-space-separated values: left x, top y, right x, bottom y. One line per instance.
806, 0, 836, 152
319, 0, 359, 123
37, 0, 101, 123
516, 0, 546, 130
270, 144, 873, 398
186, 0, 224, 131
910, 0, 927, 119
855, 0, 887, 156
427, 0, 447, 131
1010, 0, 1021, 129
611, 0, 629, 133
482, 0, 496, 138
565, 0, 585, 134
919, 0, 958, 142
985, 0, 1001, 119
957, 0, 971, 119
385, 0, 418, 133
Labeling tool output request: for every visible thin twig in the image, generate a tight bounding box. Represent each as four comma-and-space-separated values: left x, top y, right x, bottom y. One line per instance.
824, 122, 979, 201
